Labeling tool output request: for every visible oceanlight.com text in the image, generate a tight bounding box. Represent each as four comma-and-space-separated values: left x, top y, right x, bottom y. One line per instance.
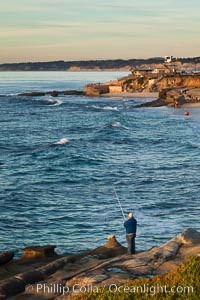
25, 283, 194, 296
108, 283, 194, 295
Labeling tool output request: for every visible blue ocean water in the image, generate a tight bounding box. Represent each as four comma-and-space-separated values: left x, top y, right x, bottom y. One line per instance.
0, 72, 199, 257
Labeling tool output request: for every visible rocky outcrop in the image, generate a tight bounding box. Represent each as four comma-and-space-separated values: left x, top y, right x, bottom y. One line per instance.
18, 92, 46, 97
0, 229, 199, 299
18, 90, 84, 97
85, 73, 200, 97
85, 84, 109, 96
135, 98, 167, 108
136, 87, 200, 108
22, 245, 58, 260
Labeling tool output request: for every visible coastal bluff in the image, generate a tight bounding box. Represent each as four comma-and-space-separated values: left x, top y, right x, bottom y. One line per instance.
0, 228, 199, 299
84, 65, 200, 109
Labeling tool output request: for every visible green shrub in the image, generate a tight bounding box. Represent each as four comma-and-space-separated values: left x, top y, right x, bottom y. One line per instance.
137, 77, 144, 85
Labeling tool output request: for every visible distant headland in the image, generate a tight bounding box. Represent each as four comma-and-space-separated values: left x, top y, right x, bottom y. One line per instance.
0, 56, 199, 71
84, 56, 200, 107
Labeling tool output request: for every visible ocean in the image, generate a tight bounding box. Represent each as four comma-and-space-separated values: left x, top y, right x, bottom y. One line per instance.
0, 72, 199, 257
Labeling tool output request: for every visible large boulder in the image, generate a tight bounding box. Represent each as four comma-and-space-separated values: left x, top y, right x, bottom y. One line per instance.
22, 245, 58, 259
177, 228, 200, 245
90, 235, 126, 258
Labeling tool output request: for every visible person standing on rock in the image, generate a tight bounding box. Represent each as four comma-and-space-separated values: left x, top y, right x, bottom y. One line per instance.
124, 212, 137, 254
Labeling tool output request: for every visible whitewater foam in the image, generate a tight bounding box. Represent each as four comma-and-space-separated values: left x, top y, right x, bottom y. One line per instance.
89, 105, 118, 111
103, 106, 118, 111
46, 99, 63, 106
53, 138, 69, 145
111, 121, 121, 127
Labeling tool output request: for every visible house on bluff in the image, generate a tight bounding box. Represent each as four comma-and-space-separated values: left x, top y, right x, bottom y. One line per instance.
85, 56, 200, 96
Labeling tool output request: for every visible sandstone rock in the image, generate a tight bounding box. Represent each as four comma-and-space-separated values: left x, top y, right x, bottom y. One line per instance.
90, 235, 126, 258
1, 229, 200, 299
105, 235, 122, 248
151, 239, 181, 260
37, 258, 68, 276
92, 274, 108, 283
15, 270, 45, 285
85, 84, 109, 96
22, 245, 58, 259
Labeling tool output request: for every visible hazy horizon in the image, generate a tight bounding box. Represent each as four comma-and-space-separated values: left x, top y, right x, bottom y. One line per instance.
0, 0, 200, 63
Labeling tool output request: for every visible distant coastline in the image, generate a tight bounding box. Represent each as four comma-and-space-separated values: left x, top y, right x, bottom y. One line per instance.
0, 69, 130, 72
0, 56, 199, 71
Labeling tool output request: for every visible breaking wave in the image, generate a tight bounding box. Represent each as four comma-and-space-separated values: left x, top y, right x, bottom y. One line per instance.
44, 99, 63, 106
111, 121, 121, 127
88, 105, 118, 111
53, 138, 69, 145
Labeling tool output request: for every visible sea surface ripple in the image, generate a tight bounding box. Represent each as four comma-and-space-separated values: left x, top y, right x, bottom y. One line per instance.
0, 72, 199, 256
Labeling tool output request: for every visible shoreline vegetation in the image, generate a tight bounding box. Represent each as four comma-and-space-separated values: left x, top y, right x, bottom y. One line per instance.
0, 229, 199, 299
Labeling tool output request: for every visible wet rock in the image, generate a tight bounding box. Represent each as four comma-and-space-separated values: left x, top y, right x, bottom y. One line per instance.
50, 90, 59, 97
18, 89, 84, 97
0, 277, 25, 297
135, 98, 167, 108
62, 90, 84, 95
15, 270, 45, 285
0, 252, 14, 265
106, 267, 127, 274
18, 92, 45, 97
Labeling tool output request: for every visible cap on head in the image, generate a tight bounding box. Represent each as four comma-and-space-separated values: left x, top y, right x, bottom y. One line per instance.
128, 212, 133, 218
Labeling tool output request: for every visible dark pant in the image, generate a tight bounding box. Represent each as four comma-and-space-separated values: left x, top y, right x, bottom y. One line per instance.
126, 234, 136, 254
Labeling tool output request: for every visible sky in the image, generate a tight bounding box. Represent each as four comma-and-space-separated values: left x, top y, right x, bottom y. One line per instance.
0, 0, 199, 63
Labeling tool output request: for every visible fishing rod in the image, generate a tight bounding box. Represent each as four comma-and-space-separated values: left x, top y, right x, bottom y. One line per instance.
113, 186, 125, 220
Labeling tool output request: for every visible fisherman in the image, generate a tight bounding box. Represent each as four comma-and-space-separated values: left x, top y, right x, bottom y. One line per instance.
124, 212, 137, 254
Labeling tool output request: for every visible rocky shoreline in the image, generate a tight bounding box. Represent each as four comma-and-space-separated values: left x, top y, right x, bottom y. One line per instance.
17, 90, 84, 97
135, 87, 200, 108
0, 228, 199, 299
15, 85, 200, 109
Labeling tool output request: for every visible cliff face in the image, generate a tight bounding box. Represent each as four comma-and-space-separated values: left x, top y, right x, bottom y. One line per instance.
85, 74, 200, 96
155, 75, 200, 91
125, 74, 200, 92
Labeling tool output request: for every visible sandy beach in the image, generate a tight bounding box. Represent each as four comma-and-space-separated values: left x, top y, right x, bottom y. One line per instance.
101, 92, 159, 98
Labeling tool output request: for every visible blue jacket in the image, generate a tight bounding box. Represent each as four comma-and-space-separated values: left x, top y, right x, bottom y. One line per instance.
124, 218, 137, 234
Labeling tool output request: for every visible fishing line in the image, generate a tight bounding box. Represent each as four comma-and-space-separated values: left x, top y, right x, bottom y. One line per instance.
113, 186, 125, 220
